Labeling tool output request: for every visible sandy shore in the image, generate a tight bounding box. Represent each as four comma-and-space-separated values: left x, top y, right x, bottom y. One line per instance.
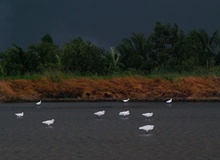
1, 76, 220, 102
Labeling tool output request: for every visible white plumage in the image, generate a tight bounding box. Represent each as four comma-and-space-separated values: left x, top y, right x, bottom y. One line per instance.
119, 110, 130, 117
42, 119, 55, 126
142, 112, 153, 118
123, 99, 129, 102
94, 110, 105, 117
166, 98, 172, 103
15, 112, 24, 118
36, 100, 41, 105
139, 125, 154, 133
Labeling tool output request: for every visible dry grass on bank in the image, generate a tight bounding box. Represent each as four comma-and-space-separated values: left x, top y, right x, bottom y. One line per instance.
0, 76, 220, 102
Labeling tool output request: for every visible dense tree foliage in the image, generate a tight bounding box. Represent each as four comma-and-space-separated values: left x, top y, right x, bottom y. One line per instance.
146, 22, 183, 72
28, 34, 60, 72
61, 37, 106, 75
0, 22, 220, 77
0, 44, 38, 75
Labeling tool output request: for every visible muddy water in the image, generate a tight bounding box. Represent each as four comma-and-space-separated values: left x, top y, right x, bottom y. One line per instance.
0, 102, 219, 160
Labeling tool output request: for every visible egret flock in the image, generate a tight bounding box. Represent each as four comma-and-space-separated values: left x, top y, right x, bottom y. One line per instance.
93, 98, 171, 134
15, 98, 173, 134
15, 100, 55, 127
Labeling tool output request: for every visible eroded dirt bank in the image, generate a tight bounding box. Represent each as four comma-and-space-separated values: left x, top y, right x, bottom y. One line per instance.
0, 77, 220, 102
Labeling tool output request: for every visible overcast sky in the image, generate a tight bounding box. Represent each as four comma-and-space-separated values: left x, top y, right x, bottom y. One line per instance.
0, 0, 220, 51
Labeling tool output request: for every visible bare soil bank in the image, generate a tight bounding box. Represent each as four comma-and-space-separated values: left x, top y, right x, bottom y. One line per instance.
1, 77, 220, 102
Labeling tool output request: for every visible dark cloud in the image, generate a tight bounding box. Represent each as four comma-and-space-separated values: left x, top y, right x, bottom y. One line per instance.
0, 1, 14, 50
0, 0, 220, 51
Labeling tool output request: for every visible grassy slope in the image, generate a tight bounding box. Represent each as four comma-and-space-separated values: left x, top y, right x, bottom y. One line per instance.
1, 75, 220, 102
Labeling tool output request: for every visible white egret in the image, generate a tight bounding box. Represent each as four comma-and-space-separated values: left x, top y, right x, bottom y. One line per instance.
142, 112, 153, 118
42, 119, 55, 126
36, 100, 41, 105
119, 110, 130, 117
15, 112, 24, 118
139, 125, 154, 134
123, 99, 129, 103
94, 110, 105, 117
166, 98, 172, 104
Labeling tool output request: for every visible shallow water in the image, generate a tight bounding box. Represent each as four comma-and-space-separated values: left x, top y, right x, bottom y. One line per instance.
0, 102, 220, 160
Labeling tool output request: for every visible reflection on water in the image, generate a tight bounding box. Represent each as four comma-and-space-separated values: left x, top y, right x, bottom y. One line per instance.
0, 102, 220, 160
166, 103, 173, 107
120, 117, 129, 120
45, 126, 54, 129
138, 133, 153, 137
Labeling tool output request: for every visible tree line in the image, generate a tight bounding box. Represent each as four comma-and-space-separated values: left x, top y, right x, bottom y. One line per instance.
0, 22, 220, 76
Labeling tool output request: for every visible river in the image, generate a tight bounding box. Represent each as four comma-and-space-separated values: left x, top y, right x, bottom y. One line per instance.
0, 102, 219, 160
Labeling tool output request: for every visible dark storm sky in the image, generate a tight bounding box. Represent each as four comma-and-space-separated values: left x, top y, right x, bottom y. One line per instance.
0, 0, 220, 51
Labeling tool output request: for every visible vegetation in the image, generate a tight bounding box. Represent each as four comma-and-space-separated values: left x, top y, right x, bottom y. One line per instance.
1, 76, 220, 102
1, 22, 220, 79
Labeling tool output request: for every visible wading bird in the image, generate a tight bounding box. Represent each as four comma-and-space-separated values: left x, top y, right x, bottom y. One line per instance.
123, 99, 129, 103
166, 98, 172, 104
142, 112, 153, 118
119, 110, 130, 118
139, 125, 154, 134
36, 100, 41, 105
94, 110, 105, 118
42, 119, 55, 126
15, 112, 24, 118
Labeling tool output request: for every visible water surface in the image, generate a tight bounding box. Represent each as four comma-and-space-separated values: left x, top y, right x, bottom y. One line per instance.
0, 102, 219, 160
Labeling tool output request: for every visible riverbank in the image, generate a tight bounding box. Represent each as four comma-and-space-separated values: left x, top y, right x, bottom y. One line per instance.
0, 76, 220, 102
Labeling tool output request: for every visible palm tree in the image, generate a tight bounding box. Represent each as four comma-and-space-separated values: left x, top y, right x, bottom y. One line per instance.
116, 33, 148, 69
106, 47, 121, 72
195, 29, 220, 68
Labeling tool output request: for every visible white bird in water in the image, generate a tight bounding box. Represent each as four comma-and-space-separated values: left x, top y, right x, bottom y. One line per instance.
94, 110, 105, 117
119, 110, 130, 118
139, 125, 154, 134
166, 98, 172, 104
15, 112, 24, 118
142, 112, 153, 118
36, 100, 41, 105
42, 119, 55, 126
123, 99, 129, 103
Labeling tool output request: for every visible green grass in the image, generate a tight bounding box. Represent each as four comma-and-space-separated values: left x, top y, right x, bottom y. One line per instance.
0, 73, 42, 80
1, 66, 220, 81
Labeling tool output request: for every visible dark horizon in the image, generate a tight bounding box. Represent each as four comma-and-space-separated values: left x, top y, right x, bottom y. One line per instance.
1, 0, 220, 51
